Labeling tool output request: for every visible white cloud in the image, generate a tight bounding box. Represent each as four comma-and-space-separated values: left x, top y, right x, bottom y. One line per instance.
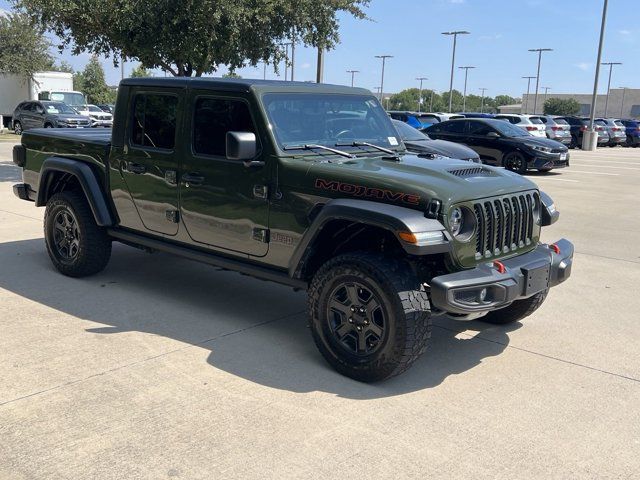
301, 63, 311, 70
574, 62, 591, 71
619, 29, 632, 35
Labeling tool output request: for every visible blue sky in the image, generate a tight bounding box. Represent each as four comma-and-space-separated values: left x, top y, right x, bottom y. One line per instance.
1, 0, 638, 97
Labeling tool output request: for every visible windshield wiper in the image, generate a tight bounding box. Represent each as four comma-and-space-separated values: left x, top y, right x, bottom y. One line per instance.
335, 141, 397, 156
283, 144, 354, 159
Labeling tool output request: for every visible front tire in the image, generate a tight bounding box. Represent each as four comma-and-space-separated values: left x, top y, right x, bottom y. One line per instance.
480, 290, 548, 325
503, 151, 528, 174
44, 191, 112, 277
14, 121, 22, 135
308, 252, 432, 382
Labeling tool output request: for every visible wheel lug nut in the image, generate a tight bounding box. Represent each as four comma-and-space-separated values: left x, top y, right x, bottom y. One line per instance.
364, 320, 369, 325
348, 318, 353, 323
356, 326, 362, 331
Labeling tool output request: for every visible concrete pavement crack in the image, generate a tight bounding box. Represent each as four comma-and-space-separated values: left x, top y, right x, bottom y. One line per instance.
0, 208, 41, 222
0, 309, 307, 407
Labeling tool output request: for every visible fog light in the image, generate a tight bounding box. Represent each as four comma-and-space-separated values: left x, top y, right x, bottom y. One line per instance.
478, 288, 487, 302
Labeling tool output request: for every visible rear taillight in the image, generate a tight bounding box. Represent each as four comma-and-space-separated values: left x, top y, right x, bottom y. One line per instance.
580, 126, 588, 132
526, 126, 537, 131
551, 126, 563, 131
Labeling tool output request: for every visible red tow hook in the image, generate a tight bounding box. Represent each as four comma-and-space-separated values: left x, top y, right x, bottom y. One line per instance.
550, 244, 561, 254
493, 260, 506, 274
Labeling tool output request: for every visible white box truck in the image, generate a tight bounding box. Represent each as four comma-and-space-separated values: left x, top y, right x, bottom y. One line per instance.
0, 71, 85, 129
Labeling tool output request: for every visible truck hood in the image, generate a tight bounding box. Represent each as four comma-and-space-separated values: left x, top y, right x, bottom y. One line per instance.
285, 152, 538, 210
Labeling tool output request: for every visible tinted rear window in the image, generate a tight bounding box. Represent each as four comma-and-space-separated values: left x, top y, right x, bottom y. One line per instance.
554, 118, 569, 125
529, 118, 543, 124
131, 93, 178, 150
594, 120, 607, 126
614, 120, 624, 127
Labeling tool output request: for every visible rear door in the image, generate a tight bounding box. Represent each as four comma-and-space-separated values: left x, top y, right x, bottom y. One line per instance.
178, 91, 270, 257
116, 87, 183, 236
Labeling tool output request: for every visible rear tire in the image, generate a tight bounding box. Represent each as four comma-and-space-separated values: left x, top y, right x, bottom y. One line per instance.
308, 252, 432, 382
503, 151, 528, 174
44, 191, 112, 277
480, 290, 548, 325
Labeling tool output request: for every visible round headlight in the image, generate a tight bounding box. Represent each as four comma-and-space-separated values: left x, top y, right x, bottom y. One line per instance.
449, 207, 463, 236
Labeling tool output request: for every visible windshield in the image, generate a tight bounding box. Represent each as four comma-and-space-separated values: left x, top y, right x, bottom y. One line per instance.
48, 92, 86, 106
492, 121, 531, 137
392, 120, 429, 141
263, 93, 400, 150
42, 102, 78, 114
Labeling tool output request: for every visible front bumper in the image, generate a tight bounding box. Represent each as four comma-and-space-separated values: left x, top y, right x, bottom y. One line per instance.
430, 239, 573, 315
531, 152, 570, 170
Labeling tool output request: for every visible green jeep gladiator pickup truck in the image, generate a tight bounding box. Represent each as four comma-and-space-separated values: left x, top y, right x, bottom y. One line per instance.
12, 78, 573, 382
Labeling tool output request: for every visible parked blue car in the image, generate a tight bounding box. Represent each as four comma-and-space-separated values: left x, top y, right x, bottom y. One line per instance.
387, 111, 440, 129
620, 119, 640, 147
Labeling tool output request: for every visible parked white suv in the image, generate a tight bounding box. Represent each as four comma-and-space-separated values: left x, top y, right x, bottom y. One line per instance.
494, 114, 546, 138
75, 104, 113, 128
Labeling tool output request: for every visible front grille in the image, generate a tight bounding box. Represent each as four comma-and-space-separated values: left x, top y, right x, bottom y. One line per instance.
472, 191, 539, 260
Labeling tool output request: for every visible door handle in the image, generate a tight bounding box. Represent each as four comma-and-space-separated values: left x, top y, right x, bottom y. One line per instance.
127, 162, 146, 174
182, 172, 205, 186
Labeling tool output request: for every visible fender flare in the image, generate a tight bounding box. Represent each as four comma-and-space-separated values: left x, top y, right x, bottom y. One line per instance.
36, 156, 115, 226
289, 198, 451, 279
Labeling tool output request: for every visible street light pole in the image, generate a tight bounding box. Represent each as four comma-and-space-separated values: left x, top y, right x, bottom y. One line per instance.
528, 48, 553, 114
479, 88, 488, 113
375, 55, 393, 102
585, 0, 609, 150
442, 31, 470, 113
601, 62, 622, 117
458, 66, 475, 112
346, 70, 360, 87
416, 77, 428, 112
619, 87, 628, 118
522, 76, 536, 114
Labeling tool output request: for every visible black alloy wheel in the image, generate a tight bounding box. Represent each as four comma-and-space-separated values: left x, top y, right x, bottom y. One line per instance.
327, 281, 387, 356
51, 209, 81, 263
503, 151, 527, 174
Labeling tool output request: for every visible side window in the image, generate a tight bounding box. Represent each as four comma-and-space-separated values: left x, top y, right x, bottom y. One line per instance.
131, 93, 178, 150
444, 121, 466, 134
193, 98, 257, 157
468, 122, 493, 136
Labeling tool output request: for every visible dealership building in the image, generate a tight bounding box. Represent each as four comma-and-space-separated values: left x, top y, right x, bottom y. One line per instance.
504, 88, 640, 118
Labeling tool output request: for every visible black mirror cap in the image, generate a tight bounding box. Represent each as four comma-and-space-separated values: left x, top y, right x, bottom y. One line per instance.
226, 131, 257, 161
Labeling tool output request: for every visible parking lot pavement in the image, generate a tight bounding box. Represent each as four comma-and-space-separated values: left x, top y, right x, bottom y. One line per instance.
1, 141, 639, 479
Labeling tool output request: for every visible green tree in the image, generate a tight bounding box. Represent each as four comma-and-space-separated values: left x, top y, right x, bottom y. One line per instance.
130, 63, 151, 78
0, 12, 52, 79
81, 56, 110, 104
544, 98, 580, 116
72, 71, 84, 91
14, 0, 369, 77
387, 88, 444, 112
222, 71, 242, 79
494, 95, 519, 107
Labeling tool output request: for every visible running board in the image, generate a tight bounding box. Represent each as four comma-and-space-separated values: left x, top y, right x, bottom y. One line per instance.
107, 229, 307, 290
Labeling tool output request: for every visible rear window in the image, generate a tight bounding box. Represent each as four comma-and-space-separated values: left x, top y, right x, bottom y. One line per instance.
594, 120, 607, 127
554, 118, 569, 125
131, 93, 178, 150
614, 120, 625, 127
529, 118, 543, 124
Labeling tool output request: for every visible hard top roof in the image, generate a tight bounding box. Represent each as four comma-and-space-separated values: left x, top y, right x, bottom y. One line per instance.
119, 77, 372, 96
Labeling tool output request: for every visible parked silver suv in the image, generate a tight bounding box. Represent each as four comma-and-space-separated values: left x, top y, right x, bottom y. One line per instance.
595, 118, 627, 147
12, 101, 91, 134
529, 115, 572, 145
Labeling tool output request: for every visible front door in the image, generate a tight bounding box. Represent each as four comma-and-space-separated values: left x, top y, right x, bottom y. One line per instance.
179, 92, 270, 257
466, 122, 503, 165
117, 88, 183, 236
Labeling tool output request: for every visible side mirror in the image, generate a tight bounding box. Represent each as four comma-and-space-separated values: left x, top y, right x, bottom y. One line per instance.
486, 131, 500, 139
226, 131, 257, 161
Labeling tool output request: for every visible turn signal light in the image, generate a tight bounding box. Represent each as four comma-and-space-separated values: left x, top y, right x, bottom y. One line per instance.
398, 231, 417, 244
550, 244, 561, 254
493, 260, 506, 274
